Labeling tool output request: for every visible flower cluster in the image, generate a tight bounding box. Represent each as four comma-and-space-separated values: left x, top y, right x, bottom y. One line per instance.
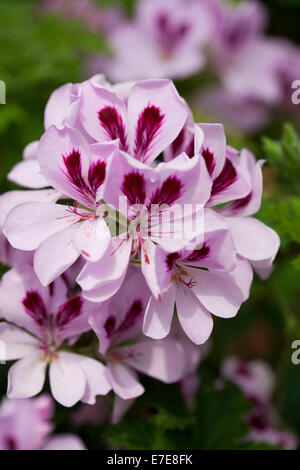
222, 357, 298, 450
82, 0, 300, 134
0, 76, 279, 418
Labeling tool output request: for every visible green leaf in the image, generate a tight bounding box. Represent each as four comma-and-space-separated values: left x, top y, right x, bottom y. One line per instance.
103, 381, 272, 450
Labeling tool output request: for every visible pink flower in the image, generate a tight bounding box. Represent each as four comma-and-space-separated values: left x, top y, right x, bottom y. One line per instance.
88, 268, 189, 422
4, 128, 116, 286
0, 395, 86, 450
0, 266, 111, 407
218, 149, 280, 279
143, 210, 253, 344
165, 122, 280, 278
90, 0, 213, 81
77, 150, 211, 302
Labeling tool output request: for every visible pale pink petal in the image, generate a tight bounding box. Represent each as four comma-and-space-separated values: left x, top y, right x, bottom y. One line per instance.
124, 338, 186, 383
43, 435, 86, 450
44, 83, 78, 130
107, 361, 144, 400
0, 189, 59, 228
77, 237, 131, 301
34, 224, 80, 286
49, 352, 86, 407
38, 126, 94, 207
79, 357, 112, 405
143, 286, 175, 340
175, 287, 213, 344
127, 80, 188, 164
23, 141, 39, 160
226, 216, 280, 264
195, 123, 226, 179
4, 202, 76, 251
7, 353, 47, 399
72, 217, 110, 261
192, 270, 244, 319
0, 267, 50, 332
8, 159, 49, 189
112, 396, 135, 424
0, 324, 39, 360
80, 81, 128, 146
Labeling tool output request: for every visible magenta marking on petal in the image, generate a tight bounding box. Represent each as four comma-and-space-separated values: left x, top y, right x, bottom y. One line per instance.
248, 412, 268, 431
63, 149, 106, 202
104, 315, 116, 338
55, 296, 83, 328
211, 158, 237, 196
165, 252, 181, 271
88, 160, 106, 194
156, 13, 190, 54
150, 176, 183, 207
117, 300, 143, 333
22, 291, 48, 327
121, 171, 146, 206
202, 148, 216, 176
184, 243, 210, 263
134, 105, 164, 161
171, 128, 185, 157
63, 148, 88, 193
185, 138, 194, 159
236, 361, 252, 377
228, 191, 252, 212
5, 435, 18, 450
98, 106, 128, 151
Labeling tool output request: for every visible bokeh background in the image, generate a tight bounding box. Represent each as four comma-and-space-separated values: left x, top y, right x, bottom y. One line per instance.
0, 0, 300, 450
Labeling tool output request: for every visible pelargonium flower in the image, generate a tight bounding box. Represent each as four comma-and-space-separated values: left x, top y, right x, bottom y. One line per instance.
89, 268, 189, 423
89, 0, 213, 81
143, 210, 252, 345
4, 129, 117, 286
165, 122, 280, 278
0, 265, 111, 407
218, 149, 280, 279
0, 395, 85, 450
77, 150, 211, 302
